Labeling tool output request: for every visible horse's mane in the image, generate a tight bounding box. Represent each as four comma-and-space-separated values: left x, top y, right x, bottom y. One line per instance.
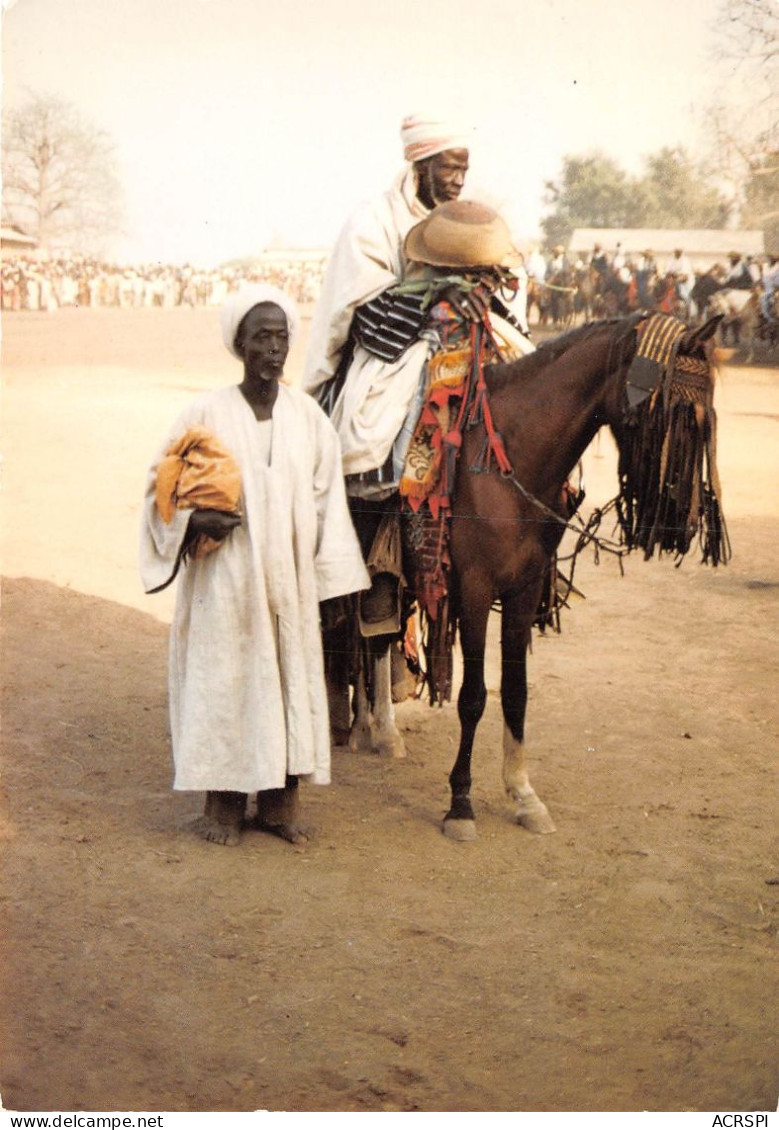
487, 315, 643, 393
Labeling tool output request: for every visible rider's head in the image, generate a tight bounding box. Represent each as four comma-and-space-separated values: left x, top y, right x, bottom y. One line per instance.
401, 114, 471, 210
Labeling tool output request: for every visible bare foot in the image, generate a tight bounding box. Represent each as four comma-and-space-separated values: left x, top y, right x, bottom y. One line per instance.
201, 820, 242, 846
198, 791, 246, 847
254, 778, 310, 845
256, 820, 309, 845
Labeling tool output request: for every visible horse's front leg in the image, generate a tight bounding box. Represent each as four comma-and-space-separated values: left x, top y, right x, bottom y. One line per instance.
501, 593, 556, 834
444, 591, 491, 841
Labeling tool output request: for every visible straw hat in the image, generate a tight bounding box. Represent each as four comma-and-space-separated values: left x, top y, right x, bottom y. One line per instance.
404, 200, 513, 268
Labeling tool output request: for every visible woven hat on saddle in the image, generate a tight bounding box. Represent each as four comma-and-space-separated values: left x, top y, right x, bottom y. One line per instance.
391, 200, 526, 702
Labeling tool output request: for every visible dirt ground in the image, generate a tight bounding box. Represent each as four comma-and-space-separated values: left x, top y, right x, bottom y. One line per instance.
1, 307, 777, 1114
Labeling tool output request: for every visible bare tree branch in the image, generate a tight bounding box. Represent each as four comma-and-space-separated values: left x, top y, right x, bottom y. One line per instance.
2, 92, 124, 254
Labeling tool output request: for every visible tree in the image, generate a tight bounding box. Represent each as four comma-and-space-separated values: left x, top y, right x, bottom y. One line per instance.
740, 150, 779, 252
540, 152, 650, 248
639, 148, 731, 229
713, 0, 778, 86
2, 93, 124, 255
703, 1, 778, 244
541, 148, 731, 248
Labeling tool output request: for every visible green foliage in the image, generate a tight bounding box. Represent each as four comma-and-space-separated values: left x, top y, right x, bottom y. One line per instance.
640, 148, 732, 229
541, 147, 732, 249
740, 150, 779, 253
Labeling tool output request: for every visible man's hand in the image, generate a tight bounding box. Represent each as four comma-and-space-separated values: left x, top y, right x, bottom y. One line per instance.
187, 508, 242, 541
438, 270, 503, 322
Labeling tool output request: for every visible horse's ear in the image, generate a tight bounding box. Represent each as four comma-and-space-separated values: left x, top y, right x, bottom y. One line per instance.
683, 315, 723, 349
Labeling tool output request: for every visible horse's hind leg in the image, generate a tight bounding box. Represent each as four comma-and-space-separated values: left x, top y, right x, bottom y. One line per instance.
349, 665, 373, 755
349, 642, 406, 758
500, 593, 556, 834
372, 642, 406, 758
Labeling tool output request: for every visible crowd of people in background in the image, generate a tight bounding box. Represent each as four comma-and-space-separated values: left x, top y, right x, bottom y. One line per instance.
525, 241, 779, 332
0, 255, 327, 312
3, 243, 778, 348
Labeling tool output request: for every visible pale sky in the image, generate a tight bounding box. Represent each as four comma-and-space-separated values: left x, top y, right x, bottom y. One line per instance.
1, 0, 748, 265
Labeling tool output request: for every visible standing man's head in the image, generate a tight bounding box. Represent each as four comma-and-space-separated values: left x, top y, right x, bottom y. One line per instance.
401, 114, 471, 210
235, 303, 290, 386
220, 284, 300, 371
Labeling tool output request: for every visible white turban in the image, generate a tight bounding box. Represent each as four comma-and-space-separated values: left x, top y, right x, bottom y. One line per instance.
400, 113, 471, 164
220, 283, 300, 359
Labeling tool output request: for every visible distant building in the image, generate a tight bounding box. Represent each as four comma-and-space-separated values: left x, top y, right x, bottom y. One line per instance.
1, 226, 39, 256
569, 228, 765, 272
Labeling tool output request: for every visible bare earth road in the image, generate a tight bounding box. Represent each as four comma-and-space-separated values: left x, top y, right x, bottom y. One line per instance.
1, 307, 777, 1113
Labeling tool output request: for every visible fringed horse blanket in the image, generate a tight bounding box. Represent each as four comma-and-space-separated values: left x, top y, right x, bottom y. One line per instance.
619, 314, 730, 565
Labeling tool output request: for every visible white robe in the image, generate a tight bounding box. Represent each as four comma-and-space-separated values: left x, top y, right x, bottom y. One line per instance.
303, 167, 533, 478
302, 167, 432, 477
140, 383, 370, 793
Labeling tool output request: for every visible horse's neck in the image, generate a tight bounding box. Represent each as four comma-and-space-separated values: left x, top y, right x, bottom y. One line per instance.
503, 330, 623, 487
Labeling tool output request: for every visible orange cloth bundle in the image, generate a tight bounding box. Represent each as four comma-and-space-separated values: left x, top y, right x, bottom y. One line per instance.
155, 426, 242, 558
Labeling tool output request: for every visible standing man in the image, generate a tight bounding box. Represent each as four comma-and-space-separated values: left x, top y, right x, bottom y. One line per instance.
141, 285, 369, 846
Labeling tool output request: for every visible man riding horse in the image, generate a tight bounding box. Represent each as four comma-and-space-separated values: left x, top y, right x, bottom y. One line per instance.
304, 114, 531, 494
303, 115, 532, 744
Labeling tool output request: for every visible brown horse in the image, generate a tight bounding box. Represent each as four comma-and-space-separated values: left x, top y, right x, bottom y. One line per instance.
573, 265, 598, 323
525, 277, 551, 327
403, 312, 728, 840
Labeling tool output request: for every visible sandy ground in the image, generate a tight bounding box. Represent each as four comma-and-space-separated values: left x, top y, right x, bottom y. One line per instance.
1, 307, 777, 1114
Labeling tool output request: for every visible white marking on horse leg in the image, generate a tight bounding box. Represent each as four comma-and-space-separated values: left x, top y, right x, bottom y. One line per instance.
502, 723, 555, 834
349, 667, 374, 756
442, 817, 477, 841
372, 646, 406, 758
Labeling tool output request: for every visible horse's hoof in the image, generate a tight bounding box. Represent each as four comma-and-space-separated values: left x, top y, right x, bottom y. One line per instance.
374, 733, 406, 759
348, 728, 373, 756
516, 804, 556, 835
443, 818, 478, 842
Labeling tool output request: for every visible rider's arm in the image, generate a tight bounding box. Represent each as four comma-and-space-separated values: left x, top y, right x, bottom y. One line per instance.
350, 289, 428, 361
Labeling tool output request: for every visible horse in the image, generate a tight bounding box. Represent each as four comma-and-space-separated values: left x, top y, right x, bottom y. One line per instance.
690, 269, 724, 324
546, 269, 577, 328
573, 265, 598, 323
706, 286, 760, 352
525, 277, 551, 327
334, 312, 728, 841
595, 267, 635, 318
728, 288, 779, 364
653, 273, 689, 320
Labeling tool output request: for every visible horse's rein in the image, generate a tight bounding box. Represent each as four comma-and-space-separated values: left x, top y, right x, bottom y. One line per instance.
497, 466, 626, 559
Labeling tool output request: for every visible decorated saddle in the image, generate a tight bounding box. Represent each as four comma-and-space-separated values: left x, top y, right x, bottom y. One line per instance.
398, 299, 516, 704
